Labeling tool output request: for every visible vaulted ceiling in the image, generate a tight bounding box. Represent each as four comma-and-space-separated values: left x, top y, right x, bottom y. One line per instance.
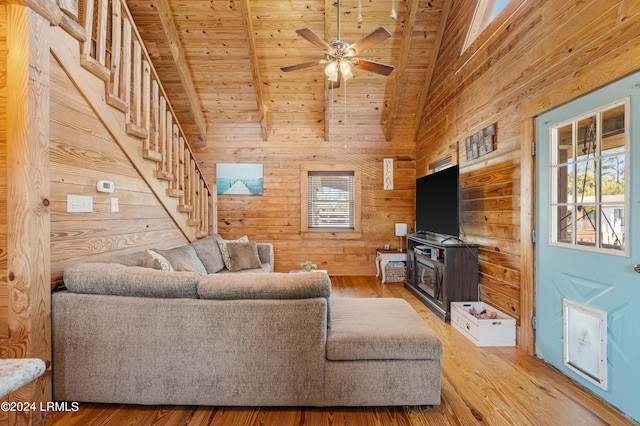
126, 0, 449, 147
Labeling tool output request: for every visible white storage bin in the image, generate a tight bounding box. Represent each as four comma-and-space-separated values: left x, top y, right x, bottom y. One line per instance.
451, 302, 515, 347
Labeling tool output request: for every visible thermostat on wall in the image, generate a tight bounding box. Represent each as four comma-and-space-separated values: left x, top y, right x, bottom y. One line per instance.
97, 180, 115, 193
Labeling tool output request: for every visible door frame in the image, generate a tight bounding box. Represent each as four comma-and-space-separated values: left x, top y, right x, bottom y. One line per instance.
519, 118, 536, 355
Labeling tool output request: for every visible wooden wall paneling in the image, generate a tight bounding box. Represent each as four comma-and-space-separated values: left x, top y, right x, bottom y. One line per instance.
5, 4, 52, 423
49, 56, 188, 285
50, 26, 201, 242
416, 0, 640, 351
204, 144, 415, 275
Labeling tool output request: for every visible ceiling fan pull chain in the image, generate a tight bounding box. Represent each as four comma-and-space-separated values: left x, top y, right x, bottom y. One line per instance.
344, 78, 348, 149
391, 0, 397, 20
357, 0, 363, 29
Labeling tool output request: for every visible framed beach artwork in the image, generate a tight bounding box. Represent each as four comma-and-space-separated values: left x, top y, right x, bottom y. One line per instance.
216, 163, 263, 195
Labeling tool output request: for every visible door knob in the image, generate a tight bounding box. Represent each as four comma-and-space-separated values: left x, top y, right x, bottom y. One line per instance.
635, 264, 640, 273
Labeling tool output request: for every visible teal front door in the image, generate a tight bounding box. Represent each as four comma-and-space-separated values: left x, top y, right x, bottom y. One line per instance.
535, 73, 640, 422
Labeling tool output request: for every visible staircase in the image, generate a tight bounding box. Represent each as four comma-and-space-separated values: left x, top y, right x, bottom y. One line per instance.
50, 0, 214, 241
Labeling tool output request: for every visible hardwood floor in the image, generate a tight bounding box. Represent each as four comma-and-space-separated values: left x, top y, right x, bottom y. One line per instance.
39, 276, 637, 426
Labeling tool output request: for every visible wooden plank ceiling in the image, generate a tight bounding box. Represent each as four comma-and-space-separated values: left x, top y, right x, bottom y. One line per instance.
126, 0, 448, 147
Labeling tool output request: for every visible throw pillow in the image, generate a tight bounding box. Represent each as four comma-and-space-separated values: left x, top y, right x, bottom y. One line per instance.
152, 245, 208, 275
225, 242, 262, 272
216, 235, 249, 270
143, 250, 174, 271
190, 234, 225, 273
177, 261, 202, 274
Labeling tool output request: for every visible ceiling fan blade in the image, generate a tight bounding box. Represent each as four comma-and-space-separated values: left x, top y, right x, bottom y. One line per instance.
280, 60, 322, 72
348, 26, 392, 55
353, 59, 395, 76
296, 28, 332, 51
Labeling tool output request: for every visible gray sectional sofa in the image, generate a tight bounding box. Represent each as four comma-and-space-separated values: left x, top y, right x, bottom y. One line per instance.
52, 235, 442, 407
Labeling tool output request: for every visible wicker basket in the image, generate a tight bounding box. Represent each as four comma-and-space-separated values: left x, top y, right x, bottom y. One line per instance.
384, 261, 406, 283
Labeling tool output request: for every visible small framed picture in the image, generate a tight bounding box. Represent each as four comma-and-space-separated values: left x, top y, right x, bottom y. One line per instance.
383, 244, 391, 250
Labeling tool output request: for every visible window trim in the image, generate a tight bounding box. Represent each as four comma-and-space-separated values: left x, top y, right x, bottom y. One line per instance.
300, 165, 362, 235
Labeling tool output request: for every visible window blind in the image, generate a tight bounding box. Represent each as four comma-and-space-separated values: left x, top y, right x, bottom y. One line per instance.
307, 171, 355, 228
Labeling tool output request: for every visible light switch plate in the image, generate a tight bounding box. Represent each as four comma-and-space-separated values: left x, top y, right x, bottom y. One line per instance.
67, 195, 93, 213
110, 197, 119, 213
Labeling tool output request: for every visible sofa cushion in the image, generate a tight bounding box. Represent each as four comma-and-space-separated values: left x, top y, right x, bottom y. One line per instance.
198, 271, 331, 300
216, 235, 249, 270
152, 245, 207, 275
143, 250, 174, 271
225, 242, 263, 272
63, 263, 200, 299
190, 234, 225, 273
327, 298, 442, 361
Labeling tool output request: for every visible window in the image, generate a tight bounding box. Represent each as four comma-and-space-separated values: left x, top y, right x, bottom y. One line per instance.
301, 168, 361, 232
462, 0, 512, 53
549, 100, 628, 254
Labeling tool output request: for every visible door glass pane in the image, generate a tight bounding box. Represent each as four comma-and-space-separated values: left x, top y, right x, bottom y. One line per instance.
549, 100, 627, 254
556, 164, 572, 204
601, 205, 624, 249
556, 123, 574, 165
576, 205, 596, 247
577, 116, 597, 158
556, 205, 572, 244
601, 153, 625, 198
575, 159, 596, 203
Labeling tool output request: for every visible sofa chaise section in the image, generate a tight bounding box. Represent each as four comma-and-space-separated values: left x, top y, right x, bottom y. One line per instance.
325, 298, 442, 406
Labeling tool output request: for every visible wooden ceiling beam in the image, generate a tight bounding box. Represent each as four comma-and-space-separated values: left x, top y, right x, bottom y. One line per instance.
383, 0, 420, 141
412, 0, 452, 142
154, 0, 208, 142
240, 0, 269, 141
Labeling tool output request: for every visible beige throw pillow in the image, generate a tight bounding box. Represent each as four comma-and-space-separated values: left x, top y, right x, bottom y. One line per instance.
225, 242, 263, 272
190, 234, 225, 273
143, 250, 174, 271
216, 235, 249, 270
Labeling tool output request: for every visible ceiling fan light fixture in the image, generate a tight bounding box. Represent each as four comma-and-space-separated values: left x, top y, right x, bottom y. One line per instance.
339, 60, 353, 80
325, 61, 339, 82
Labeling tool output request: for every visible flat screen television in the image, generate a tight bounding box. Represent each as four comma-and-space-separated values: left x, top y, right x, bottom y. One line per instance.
415, 165, 460, 238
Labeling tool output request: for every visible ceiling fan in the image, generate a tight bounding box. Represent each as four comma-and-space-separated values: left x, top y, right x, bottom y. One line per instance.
280, 0, 395, 89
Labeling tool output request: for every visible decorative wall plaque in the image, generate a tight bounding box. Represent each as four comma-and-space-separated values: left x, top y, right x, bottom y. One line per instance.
466, 123, 496, 161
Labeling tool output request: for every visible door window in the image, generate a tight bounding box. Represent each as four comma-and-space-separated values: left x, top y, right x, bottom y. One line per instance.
549, 101, 628, 254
